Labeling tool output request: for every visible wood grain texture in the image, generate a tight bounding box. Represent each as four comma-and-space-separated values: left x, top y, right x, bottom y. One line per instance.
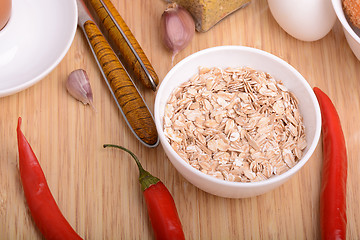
0, 0, 359, 239
89, 0, 159, 90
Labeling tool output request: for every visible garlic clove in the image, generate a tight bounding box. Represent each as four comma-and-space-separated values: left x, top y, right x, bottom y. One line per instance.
160, 3, 195, 64
66, 69, 95, 110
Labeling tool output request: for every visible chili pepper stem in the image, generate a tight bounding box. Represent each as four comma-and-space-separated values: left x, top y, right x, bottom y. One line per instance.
104, 144, 144, 171
103, 144, 160, 191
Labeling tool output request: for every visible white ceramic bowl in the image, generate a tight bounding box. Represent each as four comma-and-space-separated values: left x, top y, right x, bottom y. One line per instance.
154, 46, 321, 198
332, 0, 360, 60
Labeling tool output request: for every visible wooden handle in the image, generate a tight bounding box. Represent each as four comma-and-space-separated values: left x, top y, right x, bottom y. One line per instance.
89, 0, 159, 91
83, 20, 158, 147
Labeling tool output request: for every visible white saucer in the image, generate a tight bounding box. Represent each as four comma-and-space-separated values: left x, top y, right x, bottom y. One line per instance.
0, 0, 77, 97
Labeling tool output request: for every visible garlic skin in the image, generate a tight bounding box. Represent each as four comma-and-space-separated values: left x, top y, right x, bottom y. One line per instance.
66, 69, 95, 109
160, 3, 195, 63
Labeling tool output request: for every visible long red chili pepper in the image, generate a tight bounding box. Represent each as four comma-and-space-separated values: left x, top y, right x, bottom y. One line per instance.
313, 88, 347, 240
17, 117, 83, 240
103, 144, 185, 240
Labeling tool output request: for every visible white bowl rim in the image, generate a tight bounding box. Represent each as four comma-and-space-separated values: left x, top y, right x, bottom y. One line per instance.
332, 0, 360, 44
155, 45, 321, 189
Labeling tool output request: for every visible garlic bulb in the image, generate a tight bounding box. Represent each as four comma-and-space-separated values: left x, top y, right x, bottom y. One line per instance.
66, 69, 95, 109
160, 3, 195, 64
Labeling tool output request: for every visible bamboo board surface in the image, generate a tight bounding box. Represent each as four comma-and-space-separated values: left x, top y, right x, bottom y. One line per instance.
1, 0, 360, 239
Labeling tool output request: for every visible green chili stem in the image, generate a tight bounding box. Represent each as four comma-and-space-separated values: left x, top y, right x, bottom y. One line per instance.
104, 144, 144, 172
103, 144, 160, 191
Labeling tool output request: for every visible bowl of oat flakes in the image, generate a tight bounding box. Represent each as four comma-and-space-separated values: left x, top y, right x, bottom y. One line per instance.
154, 46, 321, 198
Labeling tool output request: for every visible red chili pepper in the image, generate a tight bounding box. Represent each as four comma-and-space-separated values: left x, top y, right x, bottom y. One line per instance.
17, 117, 83, 240
104, 144, 185, 240
313, 88, 347, 240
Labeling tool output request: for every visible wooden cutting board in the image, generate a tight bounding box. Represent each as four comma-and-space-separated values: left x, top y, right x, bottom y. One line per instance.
0, 0, 359, 238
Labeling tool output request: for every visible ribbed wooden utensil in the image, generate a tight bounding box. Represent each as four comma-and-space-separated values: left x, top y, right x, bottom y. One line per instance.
89, 0, 159, 91
77, 0, 159, 147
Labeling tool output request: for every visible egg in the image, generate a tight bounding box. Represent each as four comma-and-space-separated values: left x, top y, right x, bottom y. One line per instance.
0, 0, 11, 30
0, 0, 11, 31
268, 0, 337, 41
